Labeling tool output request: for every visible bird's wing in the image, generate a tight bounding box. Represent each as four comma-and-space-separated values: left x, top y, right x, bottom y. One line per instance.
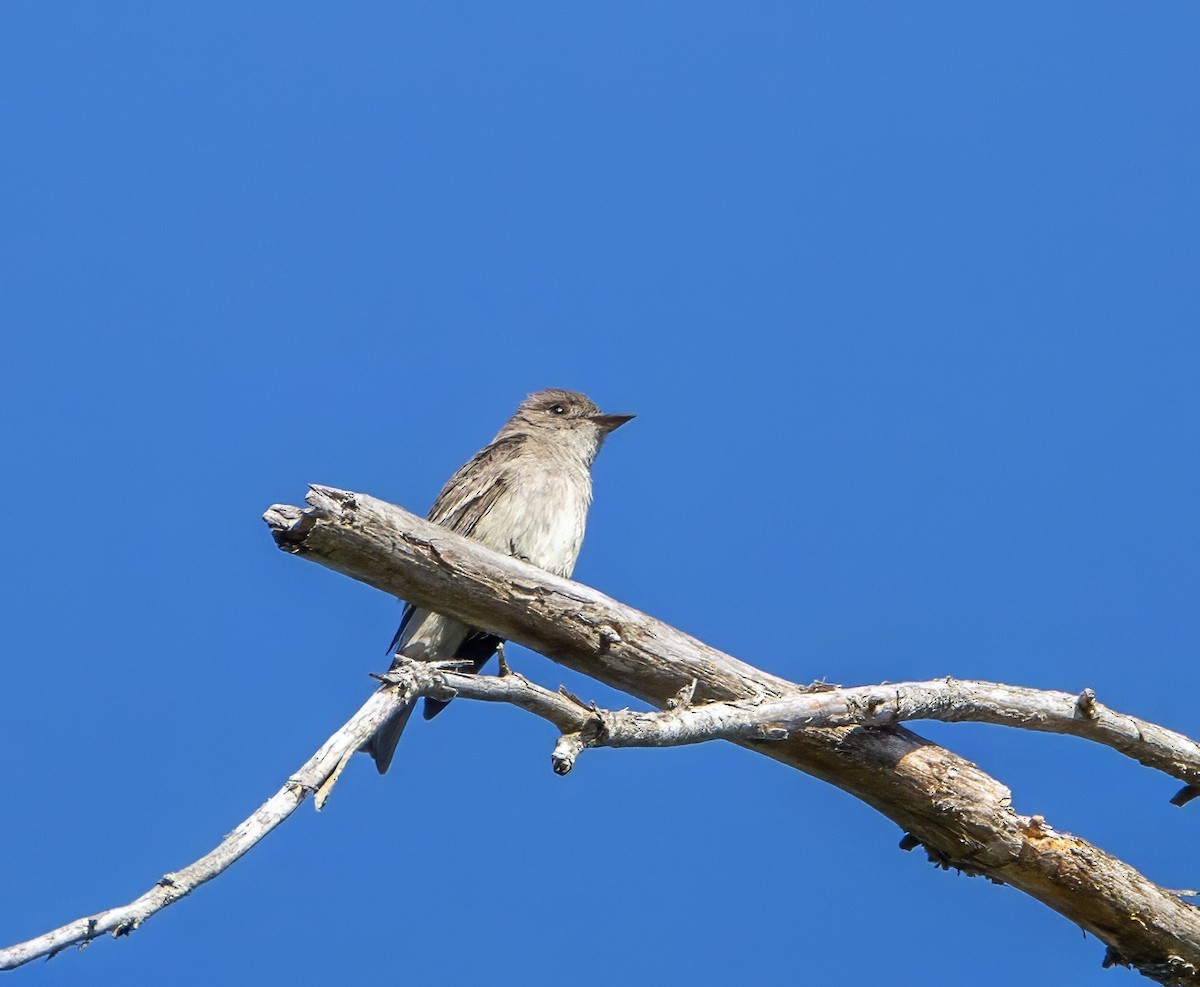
387, 433, 529, 656
426, 432, 527, 533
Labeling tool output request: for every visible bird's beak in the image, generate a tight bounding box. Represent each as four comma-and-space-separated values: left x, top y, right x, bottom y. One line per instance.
591, 413, 635, 433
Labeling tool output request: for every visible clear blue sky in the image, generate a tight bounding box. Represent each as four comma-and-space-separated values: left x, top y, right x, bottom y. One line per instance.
2, 4, 1197, 984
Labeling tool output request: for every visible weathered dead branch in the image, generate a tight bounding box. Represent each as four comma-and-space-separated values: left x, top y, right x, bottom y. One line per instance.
258, 486, 1200, 984
5, 485, 1200, 984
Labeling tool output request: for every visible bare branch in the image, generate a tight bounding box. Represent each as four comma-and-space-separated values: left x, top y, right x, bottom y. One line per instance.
435, 666, 1200, 792
9, 488, 1199, 981
258, 486, 1200, 984
0, 672, 418, 970
0, 657, 599, 970
649, 678, 1200, 790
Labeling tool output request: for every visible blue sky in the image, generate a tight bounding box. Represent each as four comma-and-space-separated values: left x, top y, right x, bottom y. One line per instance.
2, 4, 1197, 984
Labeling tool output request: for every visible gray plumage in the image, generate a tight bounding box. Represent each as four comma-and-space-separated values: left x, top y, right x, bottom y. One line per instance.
363, 388, 633, 773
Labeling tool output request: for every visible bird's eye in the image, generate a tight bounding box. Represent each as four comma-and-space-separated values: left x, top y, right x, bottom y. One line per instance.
551, 404, 566, 415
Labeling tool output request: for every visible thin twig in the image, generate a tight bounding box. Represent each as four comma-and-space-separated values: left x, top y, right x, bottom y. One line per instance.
0, 668, 428, 970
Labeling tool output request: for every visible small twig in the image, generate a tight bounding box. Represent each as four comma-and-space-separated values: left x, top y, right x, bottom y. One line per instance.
1075, 688, 1098, 719
314, 750, 355, 811
666, 679, 698, 710
552, 732, 588, 775
0, 664, 427, 970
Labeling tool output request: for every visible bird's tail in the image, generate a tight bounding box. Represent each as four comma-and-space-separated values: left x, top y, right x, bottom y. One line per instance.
421, 632, 504, 720
362, 701, 417, 775
362, 628, 504, 772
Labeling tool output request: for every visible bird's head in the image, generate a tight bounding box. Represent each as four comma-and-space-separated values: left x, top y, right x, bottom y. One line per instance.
504, 388, 634, 462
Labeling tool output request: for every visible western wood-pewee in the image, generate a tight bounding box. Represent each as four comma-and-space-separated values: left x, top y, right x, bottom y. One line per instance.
363, 387, 634, 773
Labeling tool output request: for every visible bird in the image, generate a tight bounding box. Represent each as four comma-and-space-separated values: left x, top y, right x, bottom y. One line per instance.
362, 387, 634, 774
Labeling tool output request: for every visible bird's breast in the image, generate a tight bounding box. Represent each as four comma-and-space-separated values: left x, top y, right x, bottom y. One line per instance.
474, 463, 591, 578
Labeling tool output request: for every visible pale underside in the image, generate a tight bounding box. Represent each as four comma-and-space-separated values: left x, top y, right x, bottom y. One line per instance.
397, 460, 592, 661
